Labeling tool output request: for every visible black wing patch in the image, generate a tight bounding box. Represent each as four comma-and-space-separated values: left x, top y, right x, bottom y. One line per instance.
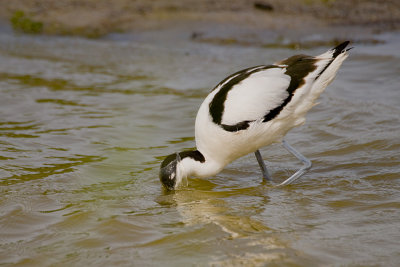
221, 120, 252, 132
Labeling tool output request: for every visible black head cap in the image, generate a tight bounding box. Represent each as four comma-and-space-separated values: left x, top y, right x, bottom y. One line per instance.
159, 153, 180, 191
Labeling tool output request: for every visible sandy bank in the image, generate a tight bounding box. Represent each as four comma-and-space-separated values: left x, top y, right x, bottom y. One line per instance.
0, 0, 399, 44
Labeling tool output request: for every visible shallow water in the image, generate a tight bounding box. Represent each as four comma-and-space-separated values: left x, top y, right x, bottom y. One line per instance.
0, 26, 399, 266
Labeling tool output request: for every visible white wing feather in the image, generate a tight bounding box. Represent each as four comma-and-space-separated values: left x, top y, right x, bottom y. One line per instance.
222, 67, 290, 125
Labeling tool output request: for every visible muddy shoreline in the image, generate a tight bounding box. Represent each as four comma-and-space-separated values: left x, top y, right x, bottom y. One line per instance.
0, 0, 399, 46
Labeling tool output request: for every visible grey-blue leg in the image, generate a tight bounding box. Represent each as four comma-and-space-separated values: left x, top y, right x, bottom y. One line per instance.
278, 139, 312, 186
254, 149, 271, 181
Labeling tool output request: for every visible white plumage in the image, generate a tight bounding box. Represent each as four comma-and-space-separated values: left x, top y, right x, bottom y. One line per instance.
222, 68, 290, 124
160, 41, 351, 190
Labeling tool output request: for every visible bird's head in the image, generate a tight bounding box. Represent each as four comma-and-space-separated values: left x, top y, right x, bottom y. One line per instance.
159, 152, 182, 191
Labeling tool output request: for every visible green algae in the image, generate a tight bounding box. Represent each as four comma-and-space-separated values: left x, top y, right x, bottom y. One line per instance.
11, 10, 43, 34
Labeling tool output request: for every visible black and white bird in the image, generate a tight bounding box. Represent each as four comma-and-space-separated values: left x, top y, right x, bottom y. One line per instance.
160, 41, 351, 190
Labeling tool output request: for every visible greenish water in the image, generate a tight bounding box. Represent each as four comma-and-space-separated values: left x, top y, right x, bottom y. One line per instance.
0, 26, 399, 266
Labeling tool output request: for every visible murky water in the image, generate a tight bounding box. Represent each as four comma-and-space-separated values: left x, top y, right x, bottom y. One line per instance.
0, 25, 399, 266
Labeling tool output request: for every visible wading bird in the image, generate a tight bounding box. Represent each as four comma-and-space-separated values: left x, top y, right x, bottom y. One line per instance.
160, 41, 351, 190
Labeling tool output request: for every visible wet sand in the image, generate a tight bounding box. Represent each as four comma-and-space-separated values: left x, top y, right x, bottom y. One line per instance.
0, 0, 399, 40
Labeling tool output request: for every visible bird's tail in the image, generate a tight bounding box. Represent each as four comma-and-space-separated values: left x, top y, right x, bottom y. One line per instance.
315, 41, 351, 80
304, 41, 350, 106
331, 41, 352, 58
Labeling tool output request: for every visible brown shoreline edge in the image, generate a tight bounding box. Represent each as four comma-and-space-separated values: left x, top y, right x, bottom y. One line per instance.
0, 0, 399, 44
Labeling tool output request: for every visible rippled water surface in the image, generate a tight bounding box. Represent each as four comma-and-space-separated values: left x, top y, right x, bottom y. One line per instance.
0, 27, 399, 266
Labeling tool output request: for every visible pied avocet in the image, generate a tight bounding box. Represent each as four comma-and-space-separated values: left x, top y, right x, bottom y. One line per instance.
160, 41, 351, 190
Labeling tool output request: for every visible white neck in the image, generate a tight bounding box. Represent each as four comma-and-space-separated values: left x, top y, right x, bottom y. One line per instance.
177, 152, 225, 184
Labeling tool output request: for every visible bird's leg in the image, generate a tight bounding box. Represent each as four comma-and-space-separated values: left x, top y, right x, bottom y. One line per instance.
254, 150, 272, 181
278, 139, 312, 186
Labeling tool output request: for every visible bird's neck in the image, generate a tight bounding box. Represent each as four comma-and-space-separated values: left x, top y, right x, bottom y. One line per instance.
178, 150, 225, 179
